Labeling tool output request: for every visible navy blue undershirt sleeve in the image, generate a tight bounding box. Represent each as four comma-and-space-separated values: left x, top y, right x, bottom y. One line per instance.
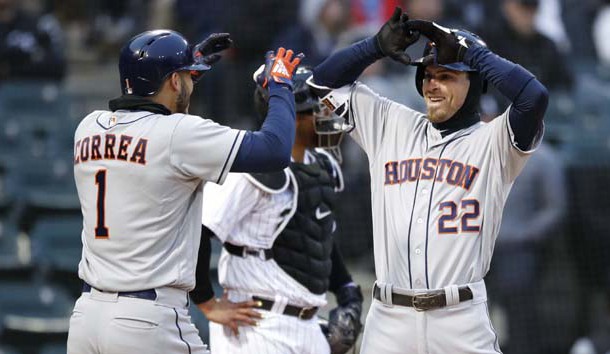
313, 37, 384, 89
464, 46, 549, 150
231, 81, 296, 172
328, 241, 354, 294
189, 225, 216, 304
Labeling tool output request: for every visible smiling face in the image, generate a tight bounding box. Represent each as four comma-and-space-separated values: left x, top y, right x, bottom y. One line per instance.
422, 66, 470, 124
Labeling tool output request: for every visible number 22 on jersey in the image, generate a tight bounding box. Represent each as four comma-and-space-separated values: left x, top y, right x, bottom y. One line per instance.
438, 199, 481, 234
95, 169, 110, 238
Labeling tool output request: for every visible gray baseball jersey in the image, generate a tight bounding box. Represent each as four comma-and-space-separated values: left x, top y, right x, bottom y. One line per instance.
347, 82, 542, 290
73, 109, 244, 292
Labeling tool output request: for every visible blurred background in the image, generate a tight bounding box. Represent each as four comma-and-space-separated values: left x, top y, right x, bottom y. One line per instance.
0, 0, 608, 353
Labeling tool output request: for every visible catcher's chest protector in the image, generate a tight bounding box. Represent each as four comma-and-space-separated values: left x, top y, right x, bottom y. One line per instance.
272, 155, 338, 294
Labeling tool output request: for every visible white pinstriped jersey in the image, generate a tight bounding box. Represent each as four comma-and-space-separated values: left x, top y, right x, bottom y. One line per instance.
347, 82, 543, 290
202, 149, 341, 308
74, 110, 244, 292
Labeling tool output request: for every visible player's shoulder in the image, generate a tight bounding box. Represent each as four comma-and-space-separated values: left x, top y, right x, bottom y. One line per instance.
75, 110, 110, 134
474, 107, 511, 133
245, 168, 291, 194
353, 81, 427, 122
171, 113, 224, 132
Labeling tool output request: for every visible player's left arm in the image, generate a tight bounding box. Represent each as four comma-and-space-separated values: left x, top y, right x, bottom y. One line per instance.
190, 225, 262, 336
190, 177, 264, 334
462, 45, 548, 152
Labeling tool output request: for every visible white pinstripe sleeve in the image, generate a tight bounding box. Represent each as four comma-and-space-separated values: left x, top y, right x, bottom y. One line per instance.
201, 173, 261, 242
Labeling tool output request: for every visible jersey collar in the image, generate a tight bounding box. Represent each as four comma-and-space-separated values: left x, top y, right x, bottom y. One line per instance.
426, 121, 482, 149
108, 95, 172, 115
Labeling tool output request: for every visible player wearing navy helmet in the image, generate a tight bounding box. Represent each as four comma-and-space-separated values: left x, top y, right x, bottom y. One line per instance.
68, 30, 303, 354
306, 8, 548, 354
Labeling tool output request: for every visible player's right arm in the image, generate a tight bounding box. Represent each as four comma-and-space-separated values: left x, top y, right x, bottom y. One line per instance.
311, 7, 418, 89
170, 48, 302, 182
192, 225, 262, 336
191, 175, 265, 334
231, 48, 304, 173
307, 8, 423, 157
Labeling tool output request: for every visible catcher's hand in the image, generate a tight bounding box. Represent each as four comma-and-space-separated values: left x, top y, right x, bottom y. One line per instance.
197, 291, 262, 336
325, 285, 364, 354
375, 7, 420, 65
193, 32, 233, 66
253, 47, 304, 90
405, 20, 481, 66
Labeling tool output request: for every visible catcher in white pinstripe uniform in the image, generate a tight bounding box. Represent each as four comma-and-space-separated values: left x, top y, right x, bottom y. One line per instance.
190, 67, 363, 354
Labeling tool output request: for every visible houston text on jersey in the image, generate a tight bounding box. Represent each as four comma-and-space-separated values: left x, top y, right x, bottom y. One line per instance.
384, 157, 480, 190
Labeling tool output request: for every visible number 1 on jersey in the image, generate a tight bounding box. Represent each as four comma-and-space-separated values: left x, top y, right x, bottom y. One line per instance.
95, 169, 109, 238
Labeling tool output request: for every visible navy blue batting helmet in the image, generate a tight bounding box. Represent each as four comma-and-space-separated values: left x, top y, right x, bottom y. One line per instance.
412, 29, 487, 96
119, 30, 211, 96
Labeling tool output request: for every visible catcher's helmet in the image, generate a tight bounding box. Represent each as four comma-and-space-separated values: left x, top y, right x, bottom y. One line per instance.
412, 29, 487, 96
119, 30, 211, 96
253, 66, 353, 162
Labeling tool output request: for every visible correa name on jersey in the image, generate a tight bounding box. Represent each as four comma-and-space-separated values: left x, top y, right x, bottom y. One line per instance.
74, 134, 148, 165
384, 157, 480, 190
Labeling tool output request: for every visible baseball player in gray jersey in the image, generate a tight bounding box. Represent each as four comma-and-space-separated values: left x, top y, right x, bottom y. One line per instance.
189, 67, 363, 354
306, 8, 549, 354
68, 30, 303, 354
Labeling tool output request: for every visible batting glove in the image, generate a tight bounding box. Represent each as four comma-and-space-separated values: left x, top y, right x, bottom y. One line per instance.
405, 20, 484, 66
375, 7, 420, 65
253, 47, 305, 90
193, 32, 233, 66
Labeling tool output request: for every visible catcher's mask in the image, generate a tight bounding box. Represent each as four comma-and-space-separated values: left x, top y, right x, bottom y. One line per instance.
313, 102, 352, 163
254, 66, 353, 162
119, 30, 210, 96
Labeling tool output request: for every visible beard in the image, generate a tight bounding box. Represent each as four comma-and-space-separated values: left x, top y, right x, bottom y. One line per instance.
175, 76, 190, 114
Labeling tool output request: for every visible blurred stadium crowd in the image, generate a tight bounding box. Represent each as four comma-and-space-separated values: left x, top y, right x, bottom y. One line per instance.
0, 0, 609, 353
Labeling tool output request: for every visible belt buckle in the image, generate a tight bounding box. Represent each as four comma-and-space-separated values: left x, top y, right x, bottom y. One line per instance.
243, 247, 267, 260
412, 293, 440, 312
298, 306, 314, 319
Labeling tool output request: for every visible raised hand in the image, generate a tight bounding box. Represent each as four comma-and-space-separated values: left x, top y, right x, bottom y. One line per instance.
375, 7, 420, 65
193, 32, 233, 65
405, 20, 485, 66
253, 47, 305, 90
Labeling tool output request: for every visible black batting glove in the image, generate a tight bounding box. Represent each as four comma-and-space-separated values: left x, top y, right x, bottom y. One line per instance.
405, 20, 480, 66
375, 7, 420, 65
193, 32, 233, 65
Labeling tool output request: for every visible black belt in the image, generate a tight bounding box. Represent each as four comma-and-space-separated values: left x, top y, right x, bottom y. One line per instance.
83, 283, 157, 301
252, 296, 318, 320
224, 242, 273, 260
373, 284, 473, 311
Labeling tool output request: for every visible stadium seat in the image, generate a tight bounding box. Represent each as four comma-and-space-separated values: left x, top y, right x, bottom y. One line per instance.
39, 343, 67, 354
0, 281, 72, 353
0, 345, 22, 354
29, 216, 82, 271
0, 221, 31, 273
0, 81, 69, 119
11, 156, 80, 232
